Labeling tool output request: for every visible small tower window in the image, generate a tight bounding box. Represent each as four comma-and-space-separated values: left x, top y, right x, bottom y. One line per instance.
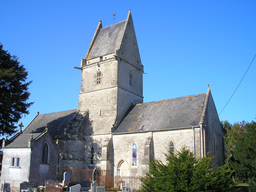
90, 146, 94, 164
96, 71, 102, 84
42, 143, 49, 164
129, 71, 132, 86
170, 141, 174, 154
132, 143, 137, 166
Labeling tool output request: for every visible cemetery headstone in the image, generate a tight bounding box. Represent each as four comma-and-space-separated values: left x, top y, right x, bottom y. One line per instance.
60, 172, 70, 186
3, 183, 10, 192
96, 186, 105, 192
45, 186, 61, 192
45, 180, 59, 187
20, 182, 37, 192
90, 182, 98, 192
122, 186, 131, 192
69, 184, 81, 192
45, 180, 61, 192
92, 168, 97, 182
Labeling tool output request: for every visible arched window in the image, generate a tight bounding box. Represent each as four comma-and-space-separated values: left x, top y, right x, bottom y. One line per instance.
129, 71, 132, 86
132, 144, 137, 166
42, 143, 49, 164
170, 141, 174, 153
90, 146, 94, 164
16, 157, 20, 167
12, 157, 15, 166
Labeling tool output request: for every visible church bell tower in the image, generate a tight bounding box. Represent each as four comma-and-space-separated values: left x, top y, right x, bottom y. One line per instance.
78, 10, 143, 135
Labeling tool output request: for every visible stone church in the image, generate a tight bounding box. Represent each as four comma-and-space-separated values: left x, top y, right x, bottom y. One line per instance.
1, 10, 224, 191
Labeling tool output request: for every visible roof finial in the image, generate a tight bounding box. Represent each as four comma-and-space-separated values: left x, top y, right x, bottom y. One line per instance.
112, 13, 116, 24
207, 84, 210, 89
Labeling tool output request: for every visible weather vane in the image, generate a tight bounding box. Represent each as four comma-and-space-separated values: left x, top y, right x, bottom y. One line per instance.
112, 13, 116, 24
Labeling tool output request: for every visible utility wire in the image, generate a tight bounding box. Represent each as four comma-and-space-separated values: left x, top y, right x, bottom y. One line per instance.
219, 54, 256, 116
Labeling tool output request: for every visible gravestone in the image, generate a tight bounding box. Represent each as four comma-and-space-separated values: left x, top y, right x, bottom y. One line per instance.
122, 186, 127, 191
69, 184, 81, 192
122, 186, 131, 192
131, 189, 137, 192
96, 186, 105, 192
45, 180, 61, 192
45, 186, 61, 192
90, 182, 98, 192
2, 183, 10, 192
45, 180, 59, 187
60, 172, 70, 186
20, 182, 37, 192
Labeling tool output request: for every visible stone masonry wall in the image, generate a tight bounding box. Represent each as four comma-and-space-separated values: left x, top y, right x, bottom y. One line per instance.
204, 92, 224, 165
30, 133, 58, 185
113, 129, 201, 178
1, 148, 31, 191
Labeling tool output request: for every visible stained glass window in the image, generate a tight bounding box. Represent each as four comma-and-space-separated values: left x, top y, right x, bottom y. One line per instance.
132, 144, 137, 166
170, 141, 174, 153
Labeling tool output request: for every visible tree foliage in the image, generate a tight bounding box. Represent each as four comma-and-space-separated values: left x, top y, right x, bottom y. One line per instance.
0, 43, 33, 135
223, 121, 256, 184
221, 120, 246, 161
140, 148, 236, 192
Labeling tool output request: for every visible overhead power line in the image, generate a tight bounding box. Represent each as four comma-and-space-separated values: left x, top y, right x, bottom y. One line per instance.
219, 54, 256, 116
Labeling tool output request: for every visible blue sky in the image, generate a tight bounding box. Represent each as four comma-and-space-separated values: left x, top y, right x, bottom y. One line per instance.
1, 0, 255, 135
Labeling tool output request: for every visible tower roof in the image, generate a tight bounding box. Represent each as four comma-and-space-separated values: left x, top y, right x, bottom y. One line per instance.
86, 20, 126, 60
85, 10, 142, 70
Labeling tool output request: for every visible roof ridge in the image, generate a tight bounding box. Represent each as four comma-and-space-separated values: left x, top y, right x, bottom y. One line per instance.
34, 130, 48, 140
22, 112, 40, 133
199, 88, 211, 124
102, 20, 126, 29
38, 109, 77, 116
137, 93, 206, 106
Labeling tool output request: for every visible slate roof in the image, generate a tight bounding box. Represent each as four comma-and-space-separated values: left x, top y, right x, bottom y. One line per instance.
5, 110, 77, 148
5, 133, 42, 148
114, 93, 207, 133
87, 20, 126, 60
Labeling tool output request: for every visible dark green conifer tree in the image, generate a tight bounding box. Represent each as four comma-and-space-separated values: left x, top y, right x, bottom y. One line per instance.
140, 148, 236, 192
0, 43, 33, 135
